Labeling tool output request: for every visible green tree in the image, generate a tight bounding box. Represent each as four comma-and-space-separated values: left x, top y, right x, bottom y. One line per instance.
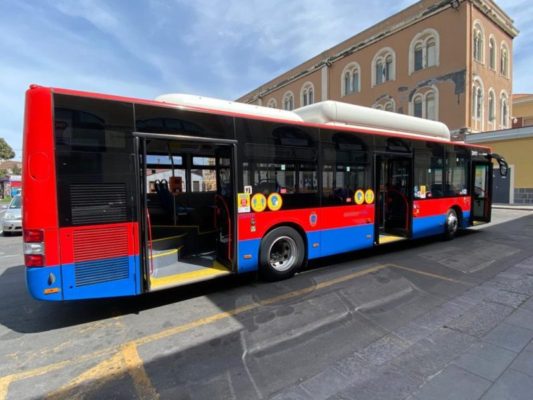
0, 138, 15, 161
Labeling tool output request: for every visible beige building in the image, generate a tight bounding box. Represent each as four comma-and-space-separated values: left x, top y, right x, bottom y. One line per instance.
512, 94, 533, 128
237, 0, 518, 140
466, 127, 533, 204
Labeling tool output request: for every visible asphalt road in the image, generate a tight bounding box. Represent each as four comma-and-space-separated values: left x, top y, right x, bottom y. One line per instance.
1, 209, 533, 399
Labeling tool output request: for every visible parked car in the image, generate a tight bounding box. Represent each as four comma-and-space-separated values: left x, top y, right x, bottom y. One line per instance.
1, 195, 22, 236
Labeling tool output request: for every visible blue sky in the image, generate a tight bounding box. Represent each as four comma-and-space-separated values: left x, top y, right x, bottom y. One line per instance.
0, 0, 531, 159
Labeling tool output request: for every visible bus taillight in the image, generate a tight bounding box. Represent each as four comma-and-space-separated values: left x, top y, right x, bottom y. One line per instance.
23, 229, 45, 267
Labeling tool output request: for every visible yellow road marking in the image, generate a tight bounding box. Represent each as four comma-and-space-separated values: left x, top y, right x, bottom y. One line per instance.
45, 343, 158, 400
122, 343, 160, 400
389, 264, 472, 286
0, 262, 469, 398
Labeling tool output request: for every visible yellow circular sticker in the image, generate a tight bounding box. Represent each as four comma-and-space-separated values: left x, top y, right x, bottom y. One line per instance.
251, 193, 267, 212
267, 193, 283, 211
354, 189, 365, 205
365, 189, 375, 204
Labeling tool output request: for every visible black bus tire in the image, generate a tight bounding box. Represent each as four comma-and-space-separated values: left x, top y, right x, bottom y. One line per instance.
443, 208, 459, 240
259, 226, 305, 281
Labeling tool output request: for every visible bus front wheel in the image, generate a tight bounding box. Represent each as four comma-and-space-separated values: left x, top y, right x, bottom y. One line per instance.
259, 226, 304, 281
444, 208, 459, 240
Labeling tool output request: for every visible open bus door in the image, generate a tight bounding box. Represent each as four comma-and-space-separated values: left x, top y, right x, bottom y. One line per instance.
135, 132, 237, 292
472, 161, 492, 223
375, 154, 413, 244
471, 154, 508, 224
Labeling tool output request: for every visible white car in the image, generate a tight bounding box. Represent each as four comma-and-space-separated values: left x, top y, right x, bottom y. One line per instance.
1, 195, 22, 236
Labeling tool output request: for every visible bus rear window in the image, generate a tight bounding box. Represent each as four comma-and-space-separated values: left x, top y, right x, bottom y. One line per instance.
54, 94, 133, 152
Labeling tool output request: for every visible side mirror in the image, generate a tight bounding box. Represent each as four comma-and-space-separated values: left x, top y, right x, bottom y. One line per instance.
1, 205, 7, 210
490, 153, 509, 177
498, 160, 509, 177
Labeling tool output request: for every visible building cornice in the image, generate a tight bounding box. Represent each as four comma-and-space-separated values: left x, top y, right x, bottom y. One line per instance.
465, 126, 533, 143
239, 0, 458, 104
470, 0, 519, 38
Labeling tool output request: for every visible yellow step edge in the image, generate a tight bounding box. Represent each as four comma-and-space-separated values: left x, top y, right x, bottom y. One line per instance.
379, 235, 406, 244
149, 246, 183, 259
150, 262, 231, 290
151, 234, 188, 243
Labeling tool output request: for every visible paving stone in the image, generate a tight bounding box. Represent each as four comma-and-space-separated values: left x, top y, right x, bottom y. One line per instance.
520, 296, 533, 312
480, 286, 529, 309
489, 275, 533, 296
356, 334, 410, 366
411, 300, 472, 332
515, 256, 533, 270
413, 365, 491, 400
505, 308, 533, 330
300, 367, 350, 400
452, 342, 517, 381
391, 328, 476, 378
481, 369, 533, 400
393, 321, 434, 344
509, 347, 533, 377
335, 353, 372, 378
270, 386, 314, 400
330, 364, 423, 400
447, 302, 513, 338
482, 322, 533, 352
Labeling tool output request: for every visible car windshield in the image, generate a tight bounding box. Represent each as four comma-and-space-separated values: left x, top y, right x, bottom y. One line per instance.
9, 196, 21, 209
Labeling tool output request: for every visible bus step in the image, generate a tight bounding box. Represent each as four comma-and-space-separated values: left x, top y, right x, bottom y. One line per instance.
149, 261, 231, 291
151, 233, 188, 251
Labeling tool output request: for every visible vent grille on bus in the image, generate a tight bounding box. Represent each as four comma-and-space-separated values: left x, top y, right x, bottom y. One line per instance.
73, 225, 130, 261
75, 257, 129, 287
72, 225, 131, 287
70, 184, 128, 225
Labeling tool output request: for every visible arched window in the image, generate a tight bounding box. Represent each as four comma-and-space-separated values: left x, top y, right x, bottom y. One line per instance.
489, 36, 496, 70
488, 89, 495, 123
500, 91, 509, 128
372, 47, 395, 86
341, 62, 361, 96
414, 43, 424, 71
473, 22, 484, 63
384, 100, 395, 112
300, 82, 314, 107
409, 29, 440, 74
471, 78, 484, 131
267, 98, 277, 108
413, 94, 423, 118
501, 43, 509, 77
410, 86, 439, 120
283, 91, 294, 111
426, 92, 436, 120
426, 38, 436, 67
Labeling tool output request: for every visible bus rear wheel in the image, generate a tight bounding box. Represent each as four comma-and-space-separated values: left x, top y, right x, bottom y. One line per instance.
444, 208, 459, 240
260, 226, 304, 281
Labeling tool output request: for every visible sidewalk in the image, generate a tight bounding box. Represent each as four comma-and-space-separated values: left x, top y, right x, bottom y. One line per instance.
271, 241, 533, 400
493, 203, 533, 211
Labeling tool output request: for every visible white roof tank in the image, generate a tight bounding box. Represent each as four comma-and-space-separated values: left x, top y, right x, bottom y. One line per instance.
156, 93, 304, 122
293, 101, 450, 141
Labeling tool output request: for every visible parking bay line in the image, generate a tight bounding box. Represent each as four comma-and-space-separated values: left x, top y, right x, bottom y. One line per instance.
0, 263, 469, 399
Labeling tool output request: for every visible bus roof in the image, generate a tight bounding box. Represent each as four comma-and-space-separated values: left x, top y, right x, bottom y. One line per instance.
42, 85, 489, 150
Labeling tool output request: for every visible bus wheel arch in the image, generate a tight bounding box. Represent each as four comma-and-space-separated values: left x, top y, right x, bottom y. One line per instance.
444, 207, 461, 240
259, 224, 306, 281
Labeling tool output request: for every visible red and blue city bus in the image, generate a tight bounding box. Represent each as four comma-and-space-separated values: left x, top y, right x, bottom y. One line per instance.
22, 85, 507, 301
